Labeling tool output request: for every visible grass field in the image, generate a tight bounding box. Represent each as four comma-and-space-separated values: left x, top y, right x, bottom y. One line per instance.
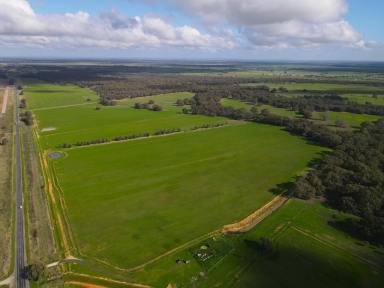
25, 84, 99, 109
312, 111, 381, 128
34, 103, 232, 149
342, 94, 384, 105
117, 92, 193, 112
51, 124, 324, 269
197, 199, 384, 288
27, 85, 232, 149
221, 99, 298, 118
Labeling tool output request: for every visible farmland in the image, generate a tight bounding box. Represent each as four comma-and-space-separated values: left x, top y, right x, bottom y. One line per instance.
25, 84, 99, 110
4, 61, 383, 288
27, 88, 232, 149
52, 123, 324, 268
197, 199, 384, 288
342, 94, 384, 105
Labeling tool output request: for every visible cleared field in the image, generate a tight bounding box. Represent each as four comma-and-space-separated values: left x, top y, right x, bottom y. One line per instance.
313, 111, 381, 128
117, 92, 193, 112
198, 199, 384, 288
25, 84, 99, 109
241, 82, 384, 92
221, 98, 253, 110
342, 94, 384, 105
52, 124, 324, 269
34, 103, 231, 149
221, 99, 298, 118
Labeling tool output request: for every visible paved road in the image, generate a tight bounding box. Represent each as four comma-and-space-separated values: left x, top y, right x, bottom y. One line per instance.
14, 89, 28, 288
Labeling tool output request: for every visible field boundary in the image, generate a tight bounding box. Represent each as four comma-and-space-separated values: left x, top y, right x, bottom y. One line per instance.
61, 121, 245, 150
222, 194, 289, 233
32, 123, 77, 258
31, 101, 98, 111
64, 272, 152, 288
291, 226, 384, 269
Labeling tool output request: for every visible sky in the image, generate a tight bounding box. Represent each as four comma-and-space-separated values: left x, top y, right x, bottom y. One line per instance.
0, 0, 383, 61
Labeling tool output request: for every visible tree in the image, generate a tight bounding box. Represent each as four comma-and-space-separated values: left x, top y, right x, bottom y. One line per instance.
176, 99, 184, 106
299, 108, 312, 119
291, 177, 316, 200
152, 104, 163, 111
24, 263, 46, 282
335, 118, 349, 128
20, 111, 33, 126
250, 106, 258, 115
321, 112, 329, 122
19, 98, 27, 109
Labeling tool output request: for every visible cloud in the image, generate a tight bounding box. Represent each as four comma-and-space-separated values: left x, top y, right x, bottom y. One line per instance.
167, 0, 366, 48
0, 0, 234, 50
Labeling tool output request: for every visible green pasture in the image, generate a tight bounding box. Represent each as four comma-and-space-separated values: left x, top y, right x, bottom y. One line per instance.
313, 111, 381, 128
343, 94, 384, 105
221, 98, 252, 110
35, 104, 231, 149
197, 199, 384, 288
52, 124, 324, 269
25, 84, 99, 109
221, 98, 298, 118
117, 92, 194, 111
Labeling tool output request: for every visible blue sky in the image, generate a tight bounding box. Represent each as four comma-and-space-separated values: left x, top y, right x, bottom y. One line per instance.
1, 0, 383, 60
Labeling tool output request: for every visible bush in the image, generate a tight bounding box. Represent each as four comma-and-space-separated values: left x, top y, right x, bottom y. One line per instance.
20, 111, 33, 126
24, 263, 46, 282
152, 104, 163, 111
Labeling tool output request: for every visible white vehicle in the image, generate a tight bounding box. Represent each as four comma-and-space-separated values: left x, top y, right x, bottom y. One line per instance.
19, 205, 22, 209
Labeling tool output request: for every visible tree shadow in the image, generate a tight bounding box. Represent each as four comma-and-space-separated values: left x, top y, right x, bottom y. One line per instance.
269, 181, 295, 196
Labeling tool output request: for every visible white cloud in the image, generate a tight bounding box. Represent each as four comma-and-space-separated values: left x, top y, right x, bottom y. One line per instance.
0, 0, 234, 50
167, 0, 366, 48
169, 0, 348, 25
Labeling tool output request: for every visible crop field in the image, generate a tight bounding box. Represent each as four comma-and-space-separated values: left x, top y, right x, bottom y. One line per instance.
34, 103, 232, 149
25, 83, 99, 109
196, 199, 384, 288
29, 88, 232, 149
51, 124, 324, 269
